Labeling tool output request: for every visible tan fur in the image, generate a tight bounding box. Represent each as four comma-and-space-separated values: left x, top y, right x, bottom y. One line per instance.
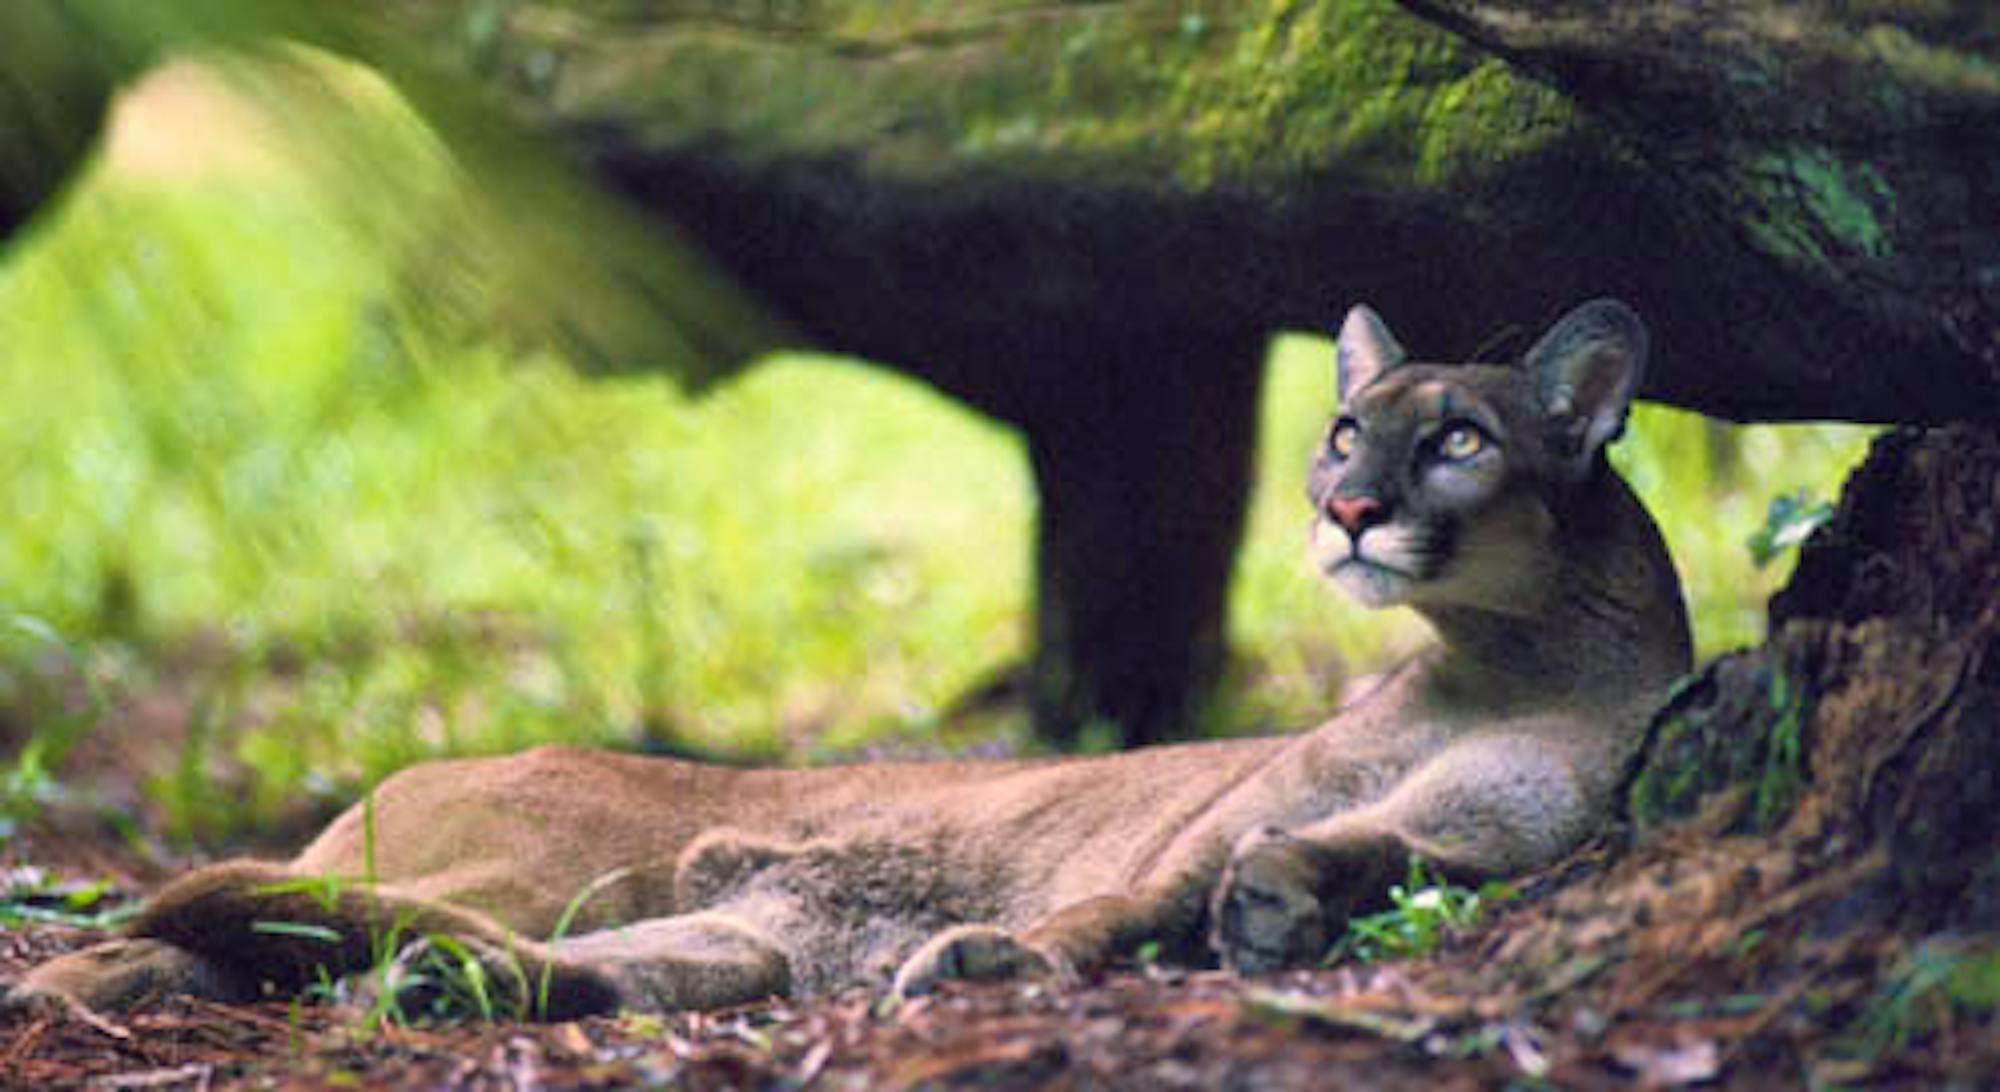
9, 300, 1691, 1016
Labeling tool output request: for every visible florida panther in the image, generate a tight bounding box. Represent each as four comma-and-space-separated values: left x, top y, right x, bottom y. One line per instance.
10, 299, 1690, 1017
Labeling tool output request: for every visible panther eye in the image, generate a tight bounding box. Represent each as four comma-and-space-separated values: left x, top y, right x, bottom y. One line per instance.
1328, 419, 1360, 459
1436, 423, 1488, 461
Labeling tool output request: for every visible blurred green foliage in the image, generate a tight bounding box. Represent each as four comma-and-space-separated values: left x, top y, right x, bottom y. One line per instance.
3, 2, 774, 383
0, 77, 1031, 838
1, 178, 1031, 803
0, 60, 1874, 844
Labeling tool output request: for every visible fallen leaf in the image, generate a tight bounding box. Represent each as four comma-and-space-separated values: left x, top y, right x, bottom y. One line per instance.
1611, 1037, 1721, 1086
1242, 989, 1439, 1042
552, 1020, 594, 1057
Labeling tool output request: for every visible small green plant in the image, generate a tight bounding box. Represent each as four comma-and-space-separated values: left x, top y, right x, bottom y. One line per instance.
1842, 940, 2000, 1060
250, 920, 347, 945
0, 867, 138, 929
153, 667, 251, 847
1327, 857, 1513, 964
0, 744, 62, 839
265, 904, 459, 1029
1746, 488, 1835, 568
1751, 668, 1809, 828
374, 934, 528, 1024
0, 612, 106, 832
535, 865, 631, 1017
358, 866, 632, 1026
250, 855, 634, 1026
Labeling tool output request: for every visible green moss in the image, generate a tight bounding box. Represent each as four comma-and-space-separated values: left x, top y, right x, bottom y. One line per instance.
1743, 145, 1896, 266
1751, 668, 1809, 828
1627, 656, 1815, 834
1138, 0, 1574, 189
1626, 714, 1697, 826
1862, 24, 2000, 100
527, 0, 1575, 193
1842, 939, 2000, 1060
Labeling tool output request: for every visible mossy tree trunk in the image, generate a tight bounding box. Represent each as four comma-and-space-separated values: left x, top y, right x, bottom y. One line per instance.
1025, 330, 1266, 745
1400, 0, 2000, 415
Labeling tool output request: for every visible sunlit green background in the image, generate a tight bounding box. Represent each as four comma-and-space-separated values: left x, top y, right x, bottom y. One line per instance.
0, 62, 1871, 845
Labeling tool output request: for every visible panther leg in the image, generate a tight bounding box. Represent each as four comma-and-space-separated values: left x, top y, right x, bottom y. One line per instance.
891, 924, 1054, 998
2, 938, 257, 1014
894, 877, 1208, 997
1212, 736, 1587, 972
550, 910, 793, 1014
1210, 826, 1399, 973
672, 828, 806, 908
358, 908, 793, 1019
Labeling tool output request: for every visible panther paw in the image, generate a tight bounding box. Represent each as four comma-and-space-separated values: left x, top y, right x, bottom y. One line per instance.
892, 925, 1055, 998
1211, 830, 1330, 974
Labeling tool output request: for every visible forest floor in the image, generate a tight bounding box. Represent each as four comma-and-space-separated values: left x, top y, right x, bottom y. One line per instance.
0, 679, 1988, 1091
0, 864, 1814, 1091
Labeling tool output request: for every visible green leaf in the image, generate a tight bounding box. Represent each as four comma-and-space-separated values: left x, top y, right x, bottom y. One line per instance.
1747, 488, 1834, 568
252, 920, 346, 944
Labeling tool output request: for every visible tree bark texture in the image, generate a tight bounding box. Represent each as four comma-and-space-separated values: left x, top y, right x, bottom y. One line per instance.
1402, 0, 2000, 421
1629, 424, 2000, 930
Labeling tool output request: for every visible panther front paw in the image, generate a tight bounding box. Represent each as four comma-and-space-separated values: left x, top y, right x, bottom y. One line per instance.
892, 924, 1055, 998
1211, 830, 1330, 974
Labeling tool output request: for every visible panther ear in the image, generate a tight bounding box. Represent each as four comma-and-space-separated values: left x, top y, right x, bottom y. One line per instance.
1524, 299, 1648, 478
1336, 304, 1406, 404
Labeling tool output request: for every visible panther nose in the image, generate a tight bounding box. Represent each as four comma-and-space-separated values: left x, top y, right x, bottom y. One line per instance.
1326, 494, 1388, 535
